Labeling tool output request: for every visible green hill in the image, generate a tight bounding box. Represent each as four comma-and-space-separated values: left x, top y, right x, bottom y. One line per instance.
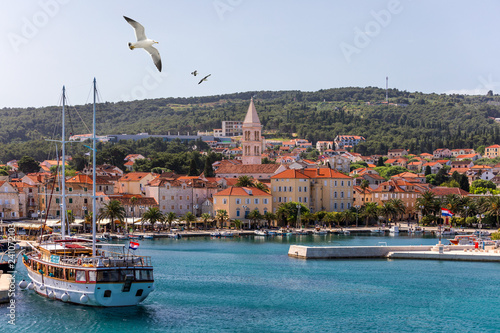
1, 87, 500, 162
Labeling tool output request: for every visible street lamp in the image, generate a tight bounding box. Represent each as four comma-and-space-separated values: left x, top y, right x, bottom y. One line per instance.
355, 205, 360, 228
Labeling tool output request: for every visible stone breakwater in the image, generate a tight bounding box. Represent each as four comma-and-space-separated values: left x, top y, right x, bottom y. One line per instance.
288, 244, 500, 262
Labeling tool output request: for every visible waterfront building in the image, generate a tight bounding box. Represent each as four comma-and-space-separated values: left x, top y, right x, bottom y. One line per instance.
212, 186, 272, 226
271, 168, 353, 214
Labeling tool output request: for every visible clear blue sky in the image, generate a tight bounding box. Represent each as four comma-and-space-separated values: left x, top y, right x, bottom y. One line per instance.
1, 0, 500, 108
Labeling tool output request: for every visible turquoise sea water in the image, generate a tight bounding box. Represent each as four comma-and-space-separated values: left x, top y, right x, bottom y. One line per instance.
4, 234, 500, 333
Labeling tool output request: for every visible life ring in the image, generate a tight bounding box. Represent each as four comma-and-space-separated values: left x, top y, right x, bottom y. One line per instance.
77, 258, 82, 266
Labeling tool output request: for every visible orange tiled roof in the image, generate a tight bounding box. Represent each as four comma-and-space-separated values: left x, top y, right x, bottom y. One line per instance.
430, 187, 469, 196
271, 169, 311, 179
119, 172, 152, 182
215, 164, 282, 174
214, 186, 271, 197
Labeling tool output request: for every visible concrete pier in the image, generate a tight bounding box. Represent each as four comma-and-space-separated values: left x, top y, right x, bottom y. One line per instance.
0, 273, 13, 303
288, 244, 500, 262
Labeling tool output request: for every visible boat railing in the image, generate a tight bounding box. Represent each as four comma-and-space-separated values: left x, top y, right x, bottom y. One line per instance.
31, 251, 152, 268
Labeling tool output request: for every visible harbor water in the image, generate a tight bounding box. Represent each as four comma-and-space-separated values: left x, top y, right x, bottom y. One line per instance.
4, 234, 500, 332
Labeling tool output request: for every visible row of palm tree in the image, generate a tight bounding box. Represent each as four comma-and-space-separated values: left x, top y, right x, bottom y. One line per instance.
416, 191, 500, 227
94, 200, 215, 232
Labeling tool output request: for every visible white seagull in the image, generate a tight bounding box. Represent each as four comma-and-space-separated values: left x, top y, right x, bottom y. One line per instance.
124, 16, 162, 72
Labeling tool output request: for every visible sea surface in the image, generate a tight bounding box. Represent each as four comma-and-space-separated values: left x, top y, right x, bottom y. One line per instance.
3, 234, 500, 333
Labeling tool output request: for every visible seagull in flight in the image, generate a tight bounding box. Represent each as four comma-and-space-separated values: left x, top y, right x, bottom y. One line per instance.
191, 70, 198, 76
198, 74, 211, 84
124, 16, 162, 72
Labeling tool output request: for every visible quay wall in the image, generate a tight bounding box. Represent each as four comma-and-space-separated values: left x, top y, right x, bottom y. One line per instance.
288, 245, 473, 259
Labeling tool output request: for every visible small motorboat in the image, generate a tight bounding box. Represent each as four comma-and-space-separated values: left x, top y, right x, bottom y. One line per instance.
220, 231, 234, 237
371, 228, 385, 234
389, 226, 399, 234
168, 233, 182, 239
254, 230, 267, 236
210, 231, 221, 237
142, 235, 154, 239
313, 230, 328, 235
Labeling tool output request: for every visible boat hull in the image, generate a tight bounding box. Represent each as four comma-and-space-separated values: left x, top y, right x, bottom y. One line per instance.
25, 266, 154, 307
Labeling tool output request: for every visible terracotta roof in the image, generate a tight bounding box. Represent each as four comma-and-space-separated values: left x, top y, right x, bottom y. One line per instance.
215, 164, 282, 175
430, 187, 469, 196
449, 168, 469, 174
271, 169, 311, 179
111, 196, 158, 206
457, 153, 479, 159
214, 186, 271, 197
302, 168, 352, 179
392, 172, 424, 179
119, 172, 152, 182
486, 144, 500, 149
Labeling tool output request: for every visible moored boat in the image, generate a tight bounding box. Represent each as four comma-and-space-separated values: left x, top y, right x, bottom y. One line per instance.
20, 81, 154, 306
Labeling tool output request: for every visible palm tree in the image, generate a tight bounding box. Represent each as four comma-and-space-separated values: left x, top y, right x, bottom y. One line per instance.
388, 198, 406, 222
263, 211, 276, 228
236, 175, 254, 187
341, 210, 355, 228
183, 212, 197, 230
254, 182, 270, 193
201, 213, 212, 230
483, 196, 500, 227
142, 207, 163, 232
98, 200, 126, 233
247, 209, 263, 229
416, 190, 438, 217
380, 201, 395, 224
165, 212, 177, 230
215, 209, 229, 228
443, 194, 461, 215
362, 202, 379, 227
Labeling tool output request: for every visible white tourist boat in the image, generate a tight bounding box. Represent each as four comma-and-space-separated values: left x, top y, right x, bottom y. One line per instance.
19, 81, 154, 306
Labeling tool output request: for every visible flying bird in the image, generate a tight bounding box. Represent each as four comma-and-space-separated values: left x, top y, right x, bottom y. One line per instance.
198, 74, 211, 84
123, 16, 162, 72
191, 70, 198, 76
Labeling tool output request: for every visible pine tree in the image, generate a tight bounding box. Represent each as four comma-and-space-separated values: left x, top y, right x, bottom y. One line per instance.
203, 155, 215, 178
188, 158, 198, 176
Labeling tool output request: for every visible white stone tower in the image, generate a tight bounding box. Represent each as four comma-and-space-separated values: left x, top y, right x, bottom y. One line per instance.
241, 98, 262, 165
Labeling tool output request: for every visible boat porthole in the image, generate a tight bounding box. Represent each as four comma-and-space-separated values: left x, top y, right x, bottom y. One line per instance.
135, 289, 143, 297
104, 290, 112, 298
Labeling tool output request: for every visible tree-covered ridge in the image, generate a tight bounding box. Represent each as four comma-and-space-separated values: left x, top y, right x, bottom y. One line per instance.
1, 87, 500, 161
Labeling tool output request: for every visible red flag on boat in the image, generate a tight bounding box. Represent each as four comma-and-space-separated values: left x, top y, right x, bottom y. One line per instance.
129, 241, 140, 250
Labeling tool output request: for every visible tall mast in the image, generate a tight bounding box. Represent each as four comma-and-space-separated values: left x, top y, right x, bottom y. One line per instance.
92, 78, 97, 256
61, 86, 67, 239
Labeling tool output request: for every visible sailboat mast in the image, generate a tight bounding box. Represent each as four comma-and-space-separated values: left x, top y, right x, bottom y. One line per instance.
61, 86, 67, 239
92, 78, 97, 256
